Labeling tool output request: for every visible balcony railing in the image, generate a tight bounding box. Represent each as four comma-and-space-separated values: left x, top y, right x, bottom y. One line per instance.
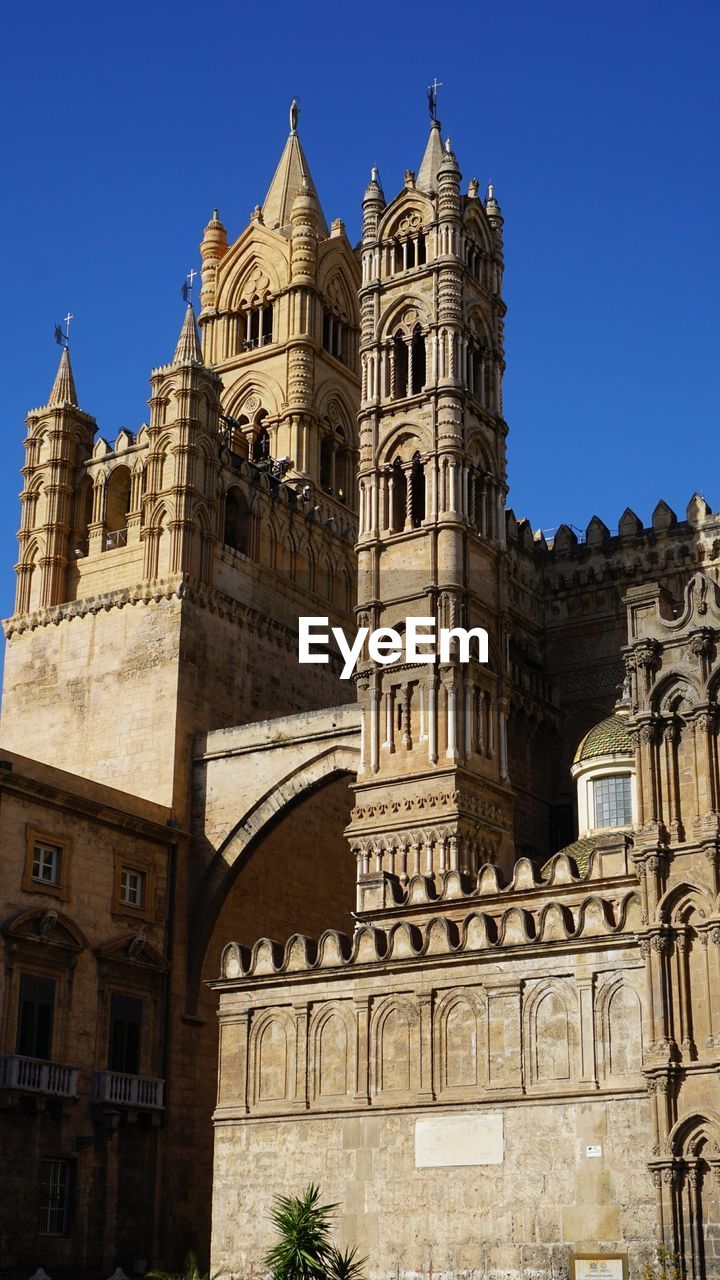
0, 1054, 78, 1098
105, 528, 128, 550
94, 1070, 165, 1110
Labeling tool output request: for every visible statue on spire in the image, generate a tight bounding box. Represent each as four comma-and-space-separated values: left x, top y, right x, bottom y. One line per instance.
427, 77, 443, 121
289, 98, 299, 133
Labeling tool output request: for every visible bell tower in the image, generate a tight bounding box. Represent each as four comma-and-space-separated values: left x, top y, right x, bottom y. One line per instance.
347, 119, 514, 909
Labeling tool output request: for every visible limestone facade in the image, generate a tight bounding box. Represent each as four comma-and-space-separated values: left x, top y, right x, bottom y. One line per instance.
0, 103, 718, 1279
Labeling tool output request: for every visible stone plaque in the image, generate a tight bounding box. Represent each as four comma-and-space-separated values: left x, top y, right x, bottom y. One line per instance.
570, 1255, 628, 1280
415, 1112, 503, 1168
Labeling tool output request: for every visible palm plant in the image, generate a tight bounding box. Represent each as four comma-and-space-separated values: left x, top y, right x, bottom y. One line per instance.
263, 1184, 366, 1280
146, 1250, 221, 1280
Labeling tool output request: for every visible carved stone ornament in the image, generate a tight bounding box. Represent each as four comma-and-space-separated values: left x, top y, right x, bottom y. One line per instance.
244, 394, 261, 416
695, 710, 717, 736
635, 639, 661, 672
688, 628, 716, 659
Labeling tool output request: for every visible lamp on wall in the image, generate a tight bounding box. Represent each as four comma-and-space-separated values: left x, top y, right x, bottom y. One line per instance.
76, 1109, 122, 1150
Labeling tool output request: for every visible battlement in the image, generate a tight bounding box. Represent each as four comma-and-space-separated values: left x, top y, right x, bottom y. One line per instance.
507, 492, 720, 561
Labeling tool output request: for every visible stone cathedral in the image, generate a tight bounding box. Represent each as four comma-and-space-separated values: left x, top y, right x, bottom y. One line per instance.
0, 102, 719, 1280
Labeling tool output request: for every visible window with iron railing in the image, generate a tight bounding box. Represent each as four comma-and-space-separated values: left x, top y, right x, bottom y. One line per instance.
40, 1159, 74, 1237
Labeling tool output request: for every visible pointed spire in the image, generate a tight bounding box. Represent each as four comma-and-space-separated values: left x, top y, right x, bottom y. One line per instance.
262, 103, 328, 237
173, 304, 203, 365
417, 120, 444, 194
48, 345, 78, 407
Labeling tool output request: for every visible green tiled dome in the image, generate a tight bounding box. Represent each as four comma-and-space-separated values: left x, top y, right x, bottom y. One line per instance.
573, 714, 633, 765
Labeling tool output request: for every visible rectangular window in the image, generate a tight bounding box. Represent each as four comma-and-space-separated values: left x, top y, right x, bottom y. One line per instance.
119, 867, 145, 908
39, 1159, 74, 1236
17, 973, 55, 1060
593, 775, 632, 828
109, 993, 143, 1075
31, 840, 61, 886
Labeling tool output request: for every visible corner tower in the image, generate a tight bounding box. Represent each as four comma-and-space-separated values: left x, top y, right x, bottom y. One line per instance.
347, 120, 513, 906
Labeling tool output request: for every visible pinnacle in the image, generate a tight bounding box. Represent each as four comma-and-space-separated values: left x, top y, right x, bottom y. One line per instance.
173, 304, 203, 365
416, 120, 445, 194
48, 346, 78, 408
262, 106, 329, 236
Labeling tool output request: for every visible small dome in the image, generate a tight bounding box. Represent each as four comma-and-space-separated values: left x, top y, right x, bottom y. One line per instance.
573, 714, 633, 765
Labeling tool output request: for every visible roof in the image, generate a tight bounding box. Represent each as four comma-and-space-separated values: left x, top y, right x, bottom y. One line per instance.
542, 836, 597, 877
417, 121, 444, 194
262, 126, 328, 237
48, 346, 78, 407
573, 714, 633, 765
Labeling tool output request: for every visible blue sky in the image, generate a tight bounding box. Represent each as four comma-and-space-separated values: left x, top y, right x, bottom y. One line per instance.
1, 0, 718, 624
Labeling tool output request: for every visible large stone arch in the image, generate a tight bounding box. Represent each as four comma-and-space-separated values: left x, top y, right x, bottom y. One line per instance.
188, 709, 360, 1003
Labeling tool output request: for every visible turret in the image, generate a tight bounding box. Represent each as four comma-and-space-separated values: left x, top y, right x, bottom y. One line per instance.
144, 305, 223, 582
199, 209, 228, 316
361, 167, 386, 242
16, 344, 96, 613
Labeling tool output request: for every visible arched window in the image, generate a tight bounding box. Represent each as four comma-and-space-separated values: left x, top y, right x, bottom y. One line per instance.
394, 240, 403, 273
334, 426, 350, 504
391, 458, 406, 532
242, 300, 273, 350
323, 311, 346, 362
74, 476, 93, 550
393, 332, 408, 399
320, 436, 333, 493
406, 239, 416, 270
467, 342, 483, 398
417, 233, 426, 266
105, 466, 132, 549
411, 326, 425, 395
223, 488, 251, 555
411, 452, 425, 527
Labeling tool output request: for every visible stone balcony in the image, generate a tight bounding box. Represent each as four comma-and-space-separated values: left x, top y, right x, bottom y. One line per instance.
94, 1070, 165, 1110
0, 1053, 78, 1098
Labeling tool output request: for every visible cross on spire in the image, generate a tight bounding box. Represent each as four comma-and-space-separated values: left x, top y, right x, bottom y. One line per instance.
181, 268, 198, 305
427, 78, 443, 120
54, 312, 73, 348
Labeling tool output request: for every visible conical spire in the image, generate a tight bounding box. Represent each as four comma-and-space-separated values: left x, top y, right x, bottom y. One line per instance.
48, 346, 78, 407
262, 102, 329, 236
417, 120, 445, 194
173, 304, 203, 365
